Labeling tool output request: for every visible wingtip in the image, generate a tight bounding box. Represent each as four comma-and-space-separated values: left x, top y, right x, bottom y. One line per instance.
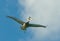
6, 16, 12, 18
44, 26, 46, 28
6, 16, 10, 17
44, 25, 48, 28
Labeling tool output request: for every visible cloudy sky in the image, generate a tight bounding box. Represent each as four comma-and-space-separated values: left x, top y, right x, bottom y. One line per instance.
0, 0, 60, 41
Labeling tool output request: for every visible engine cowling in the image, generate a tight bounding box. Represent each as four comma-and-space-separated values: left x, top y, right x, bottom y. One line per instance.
21, 26, 26, 30
21, 23, 26, 30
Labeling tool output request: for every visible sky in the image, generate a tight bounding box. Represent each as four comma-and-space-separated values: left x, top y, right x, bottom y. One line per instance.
0, 0, 60, 41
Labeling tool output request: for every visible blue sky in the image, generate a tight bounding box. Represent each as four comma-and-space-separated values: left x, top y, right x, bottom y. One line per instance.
0, 0, 32, 41
0, 0, 60, 41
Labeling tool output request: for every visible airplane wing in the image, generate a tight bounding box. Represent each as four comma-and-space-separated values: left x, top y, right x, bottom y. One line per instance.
7, 16, 25, 25
29, 24, 46, 28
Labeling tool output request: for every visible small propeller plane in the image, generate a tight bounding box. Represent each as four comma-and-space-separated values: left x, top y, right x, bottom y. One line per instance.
7, 16, 46, 30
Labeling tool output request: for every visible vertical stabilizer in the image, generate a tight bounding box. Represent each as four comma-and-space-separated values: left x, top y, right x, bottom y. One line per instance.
27, 17, 32, 22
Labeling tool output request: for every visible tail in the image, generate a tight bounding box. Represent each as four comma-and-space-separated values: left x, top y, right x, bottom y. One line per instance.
27, 16, 32, 22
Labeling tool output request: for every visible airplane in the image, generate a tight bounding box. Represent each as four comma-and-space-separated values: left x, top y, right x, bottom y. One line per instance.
7, 16, 46, 30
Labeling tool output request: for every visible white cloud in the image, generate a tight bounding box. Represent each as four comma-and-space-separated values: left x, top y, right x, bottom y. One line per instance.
18, 0, 60, 41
